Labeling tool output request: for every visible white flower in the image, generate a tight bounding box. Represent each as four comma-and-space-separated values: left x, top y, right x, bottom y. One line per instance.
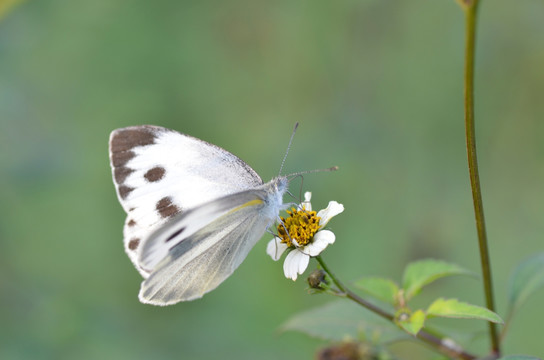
266, 192, 344, 281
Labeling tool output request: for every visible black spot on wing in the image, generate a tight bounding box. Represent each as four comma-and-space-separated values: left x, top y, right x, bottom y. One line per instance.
110, 127, 158, 153
109, 126, 162, 168
111, 150, 135, 168
119, 185, 134, 199
128, 238, 140, 250
156, 197, 180, 218
114, 166, 133, 184
144, 166, 166, 182
165, 227, 186, 243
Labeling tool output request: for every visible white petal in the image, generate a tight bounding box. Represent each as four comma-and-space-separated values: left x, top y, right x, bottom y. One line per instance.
283, 250, 310, 281
299, 191, 312, 211
304, 230, 335, 256
317, 201, 344, 226
266, 237, 288, 261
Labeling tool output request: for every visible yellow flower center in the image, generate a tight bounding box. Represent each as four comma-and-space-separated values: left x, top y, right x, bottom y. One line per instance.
277, 207, 321, 248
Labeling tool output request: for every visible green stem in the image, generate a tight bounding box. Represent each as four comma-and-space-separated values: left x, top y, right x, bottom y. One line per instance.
315, 256, 477, 360
462, 1, 501, 355
315, 255, 393, 320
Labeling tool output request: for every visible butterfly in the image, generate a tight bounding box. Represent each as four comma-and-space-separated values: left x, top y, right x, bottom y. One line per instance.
109, 125, 289, 305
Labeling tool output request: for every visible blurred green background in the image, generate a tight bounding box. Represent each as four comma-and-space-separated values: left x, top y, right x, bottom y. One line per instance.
1, 0, 543, 359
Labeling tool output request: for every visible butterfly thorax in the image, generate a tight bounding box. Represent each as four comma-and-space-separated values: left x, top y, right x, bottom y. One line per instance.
260, 176, 288, 221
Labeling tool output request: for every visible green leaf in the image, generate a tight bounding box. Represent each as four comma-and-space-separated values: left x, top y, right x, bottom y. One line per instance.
508, 253, 544, 314
281, 300, 409, 344
427, 298, 503, 324
397, 309, 426, 336
402, 259, 475, 300
497, 356, 542, 360
354, 277, 399, 305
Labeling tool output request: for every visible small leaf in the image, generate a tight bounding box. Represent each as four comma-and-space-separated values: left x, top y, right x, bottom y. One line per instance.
354, 277, 399, 305
402, 259, 475, 300
508, 253, 544, 314
397, 309, 426, 336
497, 356, 541, 360
427, 298, 503, 324
281, 300, 409, 343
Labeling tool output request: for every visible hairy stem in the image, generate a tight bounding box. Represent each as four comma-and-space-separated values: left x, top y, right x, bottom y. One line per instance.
315, 256, 477, 360
462, 0, 501, 355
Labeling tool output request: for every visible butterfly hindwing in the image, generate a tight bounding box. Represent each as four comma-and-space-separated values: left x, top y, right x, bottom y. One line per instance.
109, 125, 263, 275
139, 188, 274, 305
138, 188, 269, 271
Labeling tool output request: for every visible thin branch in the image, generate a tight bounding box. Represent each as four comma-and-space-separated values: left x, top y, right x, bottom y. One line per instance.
315, 256, 477, 360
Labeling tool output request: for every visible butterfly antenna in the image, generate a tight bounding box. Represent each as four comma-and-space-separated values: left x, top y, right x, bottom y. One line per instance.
279, 122, 299, 176
287, 166, 339, 180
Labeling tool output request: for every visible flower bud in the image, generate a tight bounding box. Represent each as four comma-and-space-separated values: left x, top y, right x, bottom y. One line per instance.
307, 269, 327, 289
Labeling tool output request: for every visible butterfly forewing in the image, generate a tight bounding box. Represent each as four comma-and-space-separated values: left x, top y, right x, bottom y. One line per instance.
109, 125, 263, 275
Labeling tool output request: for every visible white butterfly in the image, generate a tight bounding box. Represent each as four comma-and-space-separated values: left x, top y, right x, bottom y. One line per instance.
109, 125, 289, 305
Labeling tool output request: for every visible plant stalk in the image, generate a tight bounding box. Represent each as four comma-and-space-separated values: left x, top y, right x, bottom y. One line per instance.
315, 256, 477, 360
462, 0, 500, 355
